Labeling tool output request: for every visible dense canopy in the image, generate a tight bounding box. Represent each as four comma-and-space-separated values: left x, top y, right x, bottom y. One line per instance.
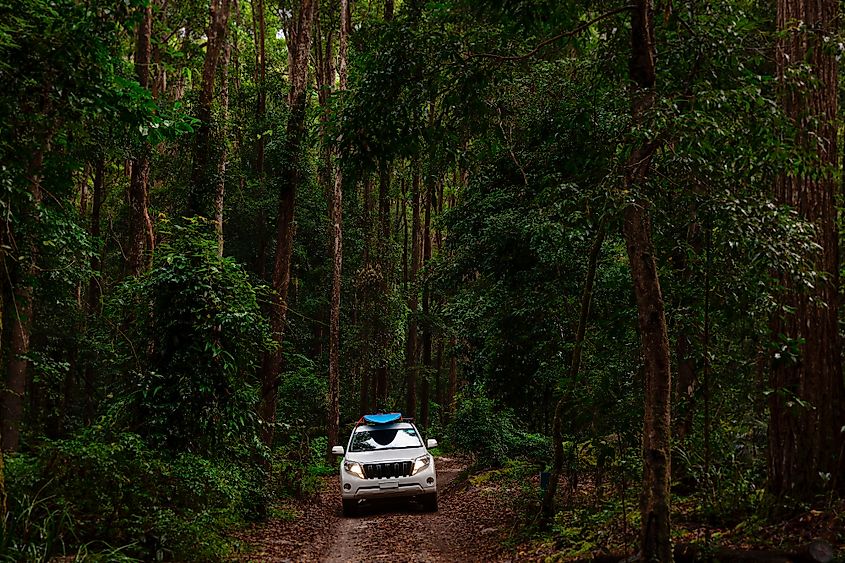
0, 0, 843, 560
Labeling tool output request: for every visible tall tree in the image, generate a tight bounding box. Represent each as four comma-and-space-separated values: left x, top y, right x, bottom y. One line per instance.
214, 39, 232, 255
623, 1, 673, 560
420, 174, 434, 429
374, 161, 391, 407
188, 0, 233, 225
327, 0, 350, 457
258, 0, 317, 447
405, 167, 421, 418
127, 1, 155, 275
253, 0, 270, 277
1, 143, 46, 452
541, 220, 606, 521
769, 0, 844, 498
255, 0, 267, 174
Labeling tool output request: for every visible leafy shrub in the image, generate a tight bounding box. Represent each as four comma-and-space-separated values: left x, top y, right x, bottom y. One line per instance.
102, 217, 274, 455
4, 430, 263, 561
275, 354, 327, 439
449, 389, 550, 466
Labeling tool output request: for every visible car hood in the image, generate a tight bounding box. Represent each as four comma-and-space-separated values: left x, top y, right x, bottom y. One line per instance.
344, 447, 428, 463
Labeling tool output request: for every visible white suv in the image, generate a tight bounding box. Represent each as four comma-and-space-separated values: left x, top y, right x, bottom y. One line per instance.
332, 413, 438, 516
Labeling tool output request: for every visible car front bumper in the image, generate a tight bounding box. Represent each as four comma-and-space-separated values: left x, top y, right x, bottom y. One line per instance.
340, 462, 437, 500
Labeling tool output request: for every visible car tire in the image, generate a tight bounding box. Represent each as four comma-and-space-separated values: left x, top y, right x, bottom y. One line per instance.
421, 492, 438, 512
342, 498, 358, 517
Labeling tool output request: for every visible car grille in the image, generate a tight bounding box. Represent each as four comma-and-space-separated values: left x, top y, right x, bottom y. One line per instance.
363, 461, 413, 479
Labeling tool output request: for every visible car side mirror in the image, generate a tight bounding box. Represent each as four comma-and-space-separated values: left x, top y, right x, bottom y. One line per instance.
331, 445, 345, 455
426, 439, 438, 449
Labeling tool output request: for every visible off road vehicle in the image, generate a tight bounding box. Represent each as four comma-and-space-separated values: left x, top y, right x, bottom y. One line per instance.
332, 413, 438, 516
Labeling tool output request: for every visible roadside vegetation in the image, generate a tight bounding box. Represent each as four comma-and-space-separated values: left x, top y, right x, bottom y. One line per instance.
1, 0, 843, 561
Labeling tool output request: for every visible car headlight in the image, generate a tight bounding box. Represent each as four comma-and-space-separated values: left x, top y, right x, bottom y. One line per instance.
412, 454, 431, 475
344, 461, 365, 479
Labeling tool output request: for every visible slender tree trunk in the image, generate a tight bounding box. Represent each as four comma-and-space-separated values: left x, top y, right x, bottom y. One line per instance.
127, 2, 154, 276
769, 0, 844, 498
3, 286, 33, 453
253, 0, 268, 276
84, 159, 105, 422
622, 2, 673, 560
214, 39, 231, 256
327, 0, 350, 458
541, 221, 606, 521
258, 0, 316, 447
447, 335, 457, 422
384, 0, 393, 21
1, 144, 46, 452
420, 175, 433, 429
405, 168, 421, 418
255, 0, 267, 173
189, 0, 232, 218
375, 160, 391, 406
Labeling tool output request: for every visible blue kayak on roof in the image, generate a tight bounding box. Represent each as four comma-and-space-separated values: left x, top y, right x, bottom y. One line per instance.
363, 412, 402, 425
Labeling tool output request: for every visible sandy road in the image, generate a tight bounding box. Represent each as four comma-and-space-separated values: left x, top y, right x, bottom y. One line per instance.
322, 459, 464, 562
236, 456, 512, 562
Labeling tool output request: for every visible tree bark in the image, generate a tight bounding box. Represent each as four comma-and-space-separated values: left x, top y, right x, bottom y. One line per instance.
420, 174, 433, 429
447, 335, 457, 422
84, 159, 106, 422
327, 0, 350, 458
255, 0, 267, 173
258, 0, 316, 447
769, 0, 844, 499
374, 160, 391, 407
541, 221, 606, 521
1, 142, 46, 452
127, 2, 154, 276
214, 39, 231, 256
188, 0, 232, 219
405, 167, 421, 418
624, 2, 672, 560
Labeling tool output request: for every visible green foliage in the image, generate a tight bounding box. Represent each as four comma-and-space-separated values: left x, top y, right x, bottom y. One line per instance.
103, 217, 274, 455
449, 389, 549, 466
4, 430, 262, 560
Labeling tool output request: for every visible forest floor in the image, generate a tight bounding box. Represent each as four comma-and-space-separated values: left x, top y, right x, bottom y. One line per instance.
232, 458, 845, 562
233, 456, 521, 562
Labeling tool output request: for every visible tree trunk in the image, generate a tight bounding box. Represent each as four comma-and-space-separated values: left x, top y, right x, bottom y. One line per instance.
541, 221, 606, 521
420, 174, 433, 429
769, 0, 844, 499
253, 0, 268, 276
1, 144, 46, 452
258, 0, 316, 447
624, 2, 672, 560
127, 2, 154, 276
327, 0, 350, 459
405, 168, 421, 418
255, 0, 267, 173
188, 0, 232, 218
375, 160, 391, 407
447, 335, 457, 422
214, 39, 231, 256
84, 159, 105, 422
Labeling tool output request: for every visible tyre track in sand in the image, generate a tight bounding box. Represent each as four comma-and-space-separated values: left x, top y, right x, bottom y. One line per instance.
235, 456, 514, 562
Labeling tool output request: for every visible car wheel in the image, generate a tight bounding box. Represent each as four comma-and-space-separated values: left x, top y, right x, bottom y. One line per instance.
342, 498, 358, 517
421, 492, 438, 512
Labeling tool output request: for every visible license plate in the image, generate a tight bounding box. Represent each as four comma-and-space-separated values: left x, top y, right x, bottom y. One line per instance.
379, 480, 399, 489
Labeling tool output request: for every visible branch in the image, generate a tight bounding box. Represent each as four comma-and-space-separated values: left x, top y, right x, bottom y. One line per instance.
466, 5, 636, 62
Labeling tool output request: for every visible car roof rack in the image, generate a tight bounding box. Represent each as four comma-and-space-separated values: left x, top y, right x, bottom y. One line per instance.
354, 413, 415, 428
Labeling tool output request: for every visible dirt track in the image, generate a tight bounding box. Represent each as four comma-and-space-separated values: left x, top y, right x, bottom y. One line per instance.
236, 456, 514, 562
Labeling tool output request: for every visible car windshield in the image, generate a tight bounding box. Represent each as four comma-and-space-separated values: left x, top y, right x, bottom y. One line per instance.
350, 427, 422, 452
